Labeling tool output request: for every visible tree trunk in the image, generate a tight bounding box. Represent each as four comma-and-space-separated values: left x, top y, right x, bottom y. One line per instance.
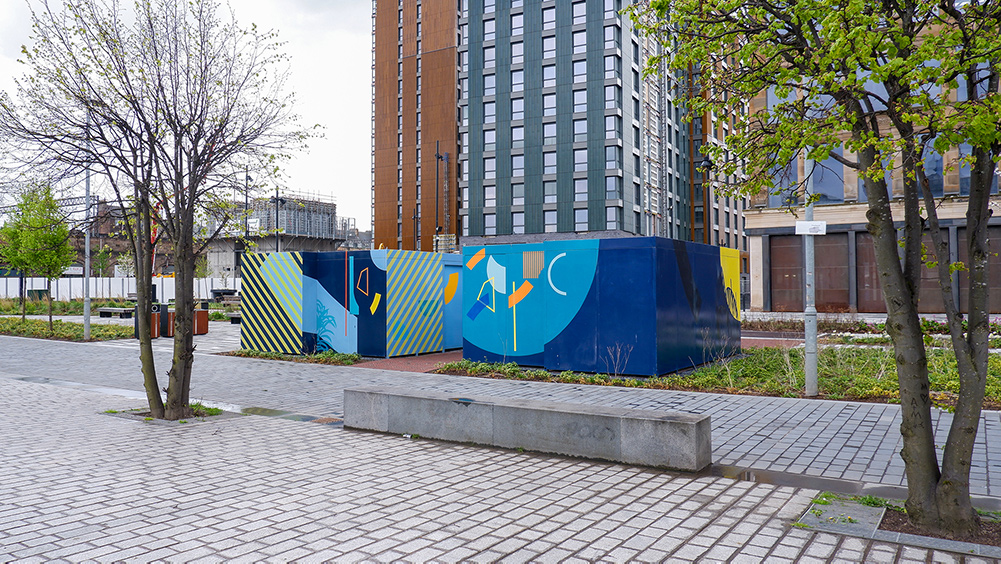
135, 199, 164, 419
164, 221, 195, 421
859, 142, 942, 529
47, 278, 53, 332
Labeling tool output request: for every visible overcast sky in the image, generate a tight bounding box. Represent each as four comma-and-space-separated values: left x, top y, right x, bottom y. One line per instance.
0, 0, 374, 229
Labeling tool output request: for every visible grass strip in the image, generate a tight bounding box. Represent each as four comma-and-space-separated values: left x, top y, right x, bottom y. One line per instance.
0, 317, 134, 341
224, 348, 361, 366
434, 347, 1001, 411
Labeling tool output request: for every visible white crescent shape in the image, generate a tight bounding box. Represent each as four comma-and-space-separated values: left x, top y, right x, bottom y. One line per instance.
547, 252, 567, 296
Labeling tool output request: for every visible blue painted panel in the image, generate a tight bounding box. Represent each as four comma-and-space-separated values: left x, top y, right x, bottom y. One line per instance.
462, 237, 740, 376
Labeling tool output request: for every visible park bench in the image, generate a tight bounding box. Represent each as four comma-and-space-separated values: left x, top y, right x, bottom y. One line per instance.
343, 386, 711, 472
97, 307, 133, 318
226, 312, 242, 324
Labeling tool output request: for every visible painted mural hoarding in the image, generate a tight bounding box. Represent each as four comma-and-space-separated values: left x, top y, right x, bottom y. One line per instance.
462, 237, 741, 376
241, 250, 460, 357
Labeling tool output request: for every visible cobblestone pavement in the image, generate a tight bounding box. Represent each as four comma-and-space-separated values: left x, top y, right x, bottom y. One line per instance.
1, 334, 998, 501
1, 377, 990, 563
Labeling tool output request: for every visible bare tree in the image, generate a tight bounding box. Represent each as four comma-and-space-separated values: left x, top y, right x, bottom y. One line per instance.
0, 0, 312, 419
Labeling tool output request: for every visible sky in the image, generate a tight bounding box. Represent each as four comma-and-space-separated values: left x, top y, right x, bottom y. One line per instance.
0, 0, 374, 230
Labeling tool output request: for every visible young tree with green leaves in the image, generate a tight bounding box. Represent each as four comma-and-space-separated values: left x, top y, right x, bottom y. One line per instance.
0, 184, 76, 330
0, 0, 312, 419
629, 0, 999, 538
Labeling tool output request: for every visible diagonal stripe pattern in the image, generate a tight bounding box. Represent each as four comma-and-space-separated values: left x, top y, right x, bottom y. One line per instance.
386, 250, 443, 357
240, 252, 303, 354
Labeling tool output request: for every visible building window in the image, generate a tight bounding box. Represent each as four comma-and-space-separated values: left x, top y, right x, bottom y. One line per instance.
573, 31, 587, 54
575, 208, 588, 231
605, 146, 621, 170
543, 65, 556, 88
543, 93, 556, 116
574, 149, 588, 172
604, 55, 620, 79
605, 85, 621, 109
512, 212, 525, 234
544, 180, 557, 203
604, 25, 619, 49
512, 126, 524, 148
484, 74, 496, 96
606, 206, 620, 229
604, 0, 620, 19
484, 157, 496, 179
484, 0, 495, 13
484, 101, 495, 123
605, 115, 620, 139
484, 46, 495, 66
512, 154, 525, 177
484, 185, 496, 207
573, 119, 587, 142
605, 176, 621, 198
484, 213, 496, 235
512, 41, 524, 64
573, 1, 586, 25
484, 19, 495, 41
544, 152, 557, 175
484, 129, 496, 151
574, 177, 588, 200
512, 183, 525, 205
544, 122, 557, 145
542, 7, 555, 30
544, 210, 557, 232
512, 98, 525, 120
573, 60, 587, 83
573, 90, 587, 113
511, 13, 524, 36
543, 36, 556, 59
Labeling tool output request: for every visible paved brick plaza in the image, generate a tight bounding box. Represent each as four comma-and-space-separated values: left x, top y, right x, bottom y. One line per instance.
0, 329, 998, 561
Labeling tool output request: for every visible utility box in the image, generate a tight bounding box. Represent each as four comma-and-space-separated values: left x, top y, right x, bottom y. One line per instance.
462, 237, 741, 376
240, 250, 459, 357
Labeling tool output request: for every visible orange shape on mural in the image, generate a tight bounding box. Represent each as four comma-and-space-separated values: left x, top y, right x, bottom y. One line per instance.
465, 248, 486, 270
507, 281, 533, 308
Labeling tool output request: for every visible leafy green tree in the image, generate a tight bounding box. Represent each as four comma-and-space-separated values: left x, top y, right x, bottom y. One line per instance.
0, 185, 76, 330
0, 0, 312, 419
629, 0, 999, 537
92, 244, 112, 278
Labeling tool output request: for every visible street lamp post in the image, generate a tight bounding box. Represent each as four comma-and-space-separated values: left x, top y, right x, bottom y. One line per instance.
83, 114, 92, 340
804, 158, 818, 396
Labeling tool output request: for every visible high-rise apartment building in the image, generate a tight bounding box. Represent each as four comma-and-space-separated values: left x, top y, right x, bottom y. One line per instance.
372, 0, 460, 251
371, 0, 746, 261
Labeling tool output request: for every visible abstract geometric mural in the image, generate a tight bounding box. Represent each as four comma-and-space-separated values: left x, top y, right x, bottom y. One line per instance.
462, 237, 741, 376
240, 252, 303, 355
242, 250, 458, 357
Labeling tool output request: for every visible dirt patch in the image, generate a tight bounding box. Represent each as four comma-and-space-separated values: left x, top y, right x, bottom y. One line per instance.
881, 508, 1001, 548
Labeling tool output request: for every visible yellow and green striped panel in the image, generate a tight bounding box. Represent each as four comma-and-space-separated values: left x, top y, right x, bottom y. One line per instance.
240, 252, 303, 354
386, 250, 443, 356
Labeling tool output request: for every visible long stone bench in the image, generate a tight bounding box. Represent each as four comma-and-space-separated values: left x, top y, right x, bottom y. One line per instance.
343, 386, 711, 472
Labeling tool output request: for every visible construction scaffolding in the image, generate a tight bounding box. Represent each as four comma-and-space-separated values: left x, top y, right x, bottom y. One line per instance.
247, 192, 340, 240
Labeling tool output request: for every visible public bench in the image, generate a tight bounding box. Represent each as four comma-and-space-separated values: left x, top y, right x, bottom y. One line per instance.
343, 386, 711, 472
226, 312, 242, 324
97, 307, 133, 318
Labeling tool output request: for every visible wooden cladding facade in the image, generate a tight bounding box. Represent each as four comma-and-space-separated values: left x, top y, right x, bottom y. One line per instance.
373, 0, 459, 251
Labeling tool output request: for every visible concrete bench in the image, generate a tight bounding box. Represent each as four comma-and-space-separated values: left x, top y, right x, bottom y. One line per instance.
97, 307, 133, 318
343, 386, 711, 472
226, 312, 242, 324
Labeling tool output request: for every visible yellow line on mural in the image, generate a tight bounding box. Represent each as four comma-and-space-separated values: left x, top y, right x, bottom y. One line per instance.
370, 292, 381, 315
512, 282, 517, 352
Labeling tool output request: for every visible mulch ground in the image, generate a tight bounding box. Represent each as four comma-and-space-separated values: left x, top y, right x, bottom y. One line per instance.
881, 508, 1001, 548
